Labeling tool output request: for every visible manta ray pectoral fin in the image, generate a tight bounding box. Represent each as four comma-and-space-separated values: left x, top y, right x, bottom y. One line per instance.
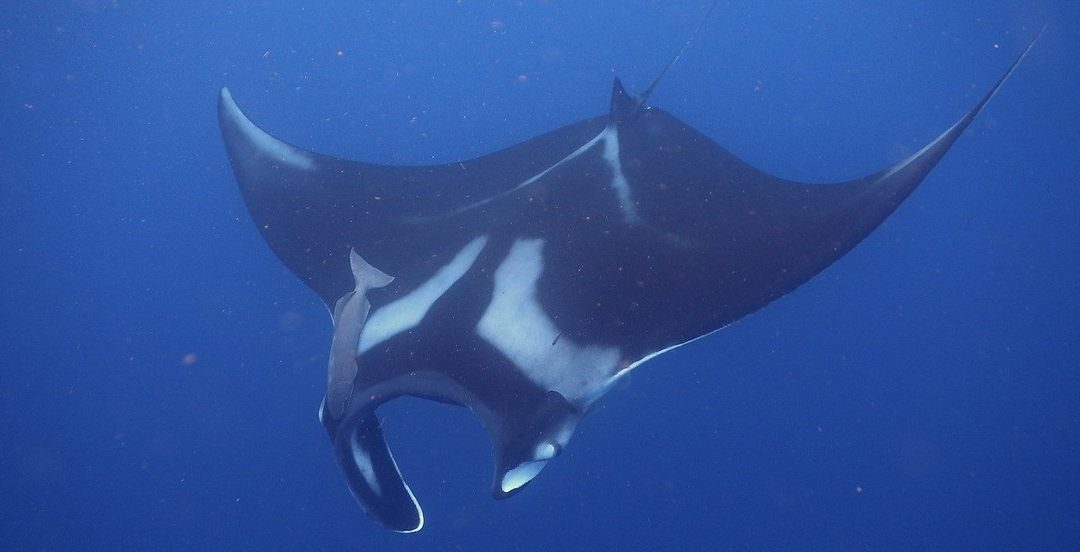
326, 408, 424, 533
866, 28, 1043, 201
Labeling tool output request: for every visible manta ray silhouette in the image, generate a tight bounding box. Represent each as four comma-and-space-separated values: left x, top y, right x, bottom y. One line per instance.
219, 24, 1040, 532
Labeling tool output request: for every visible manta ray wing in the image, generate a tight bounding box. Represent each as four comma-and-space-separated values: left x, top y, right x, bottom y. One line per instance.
218, 33, 1037, 532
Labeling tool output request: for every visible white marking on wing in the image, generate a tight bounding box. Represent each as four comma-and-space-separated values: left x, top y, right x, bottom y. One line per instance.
425, 129, 608, 219
220, 88, 316, 171
600, 127, 640, 223
875, 119, 962, 182
358, 236, 488, 354
477, 239, 621, 404
410, 125, 640, 224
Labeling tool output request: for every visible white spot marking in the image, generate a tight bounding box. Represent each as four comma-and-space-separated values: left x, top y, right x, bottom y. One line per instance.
359, 236, 488, 354
477, 239, 621, 404
220, 87, 316, 171
534, 442, 557, 461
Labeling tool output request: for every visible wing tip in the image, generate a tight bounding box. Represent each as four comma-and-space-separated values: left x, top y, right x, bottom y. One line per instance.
217, 86, 250, 132
964, 25, 1044, 124
217, 86, 236, 119
873, 26, 1044, 190
216, 87, 318, 172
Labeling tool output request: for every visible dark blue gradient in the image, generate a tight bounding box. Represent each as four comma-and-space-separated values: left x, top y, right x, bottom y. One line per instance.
2, 2, 1077, 550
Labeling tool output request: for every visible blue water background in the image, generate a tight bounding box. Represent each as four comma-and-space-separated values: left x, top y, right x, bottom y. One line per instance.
3, 2, 1078, 550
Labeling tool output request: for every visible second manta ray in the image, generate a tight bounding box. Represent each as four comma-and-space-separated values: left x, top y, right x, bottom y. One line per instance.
219, 28, 1039, 532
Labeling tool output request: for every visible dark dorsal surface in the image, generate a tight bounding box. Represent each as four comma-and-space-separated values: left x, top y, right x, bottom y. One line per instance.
218, 31, 1039, 532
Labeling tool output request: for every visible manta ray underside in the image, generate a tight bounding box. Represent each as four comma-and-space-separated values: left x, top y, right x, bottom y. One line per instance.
219, 37, 1037, 532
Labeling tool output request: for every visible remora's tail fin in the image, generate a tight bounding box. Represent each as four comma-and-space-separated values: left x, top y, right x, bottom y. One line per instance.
349, 249, 394, 290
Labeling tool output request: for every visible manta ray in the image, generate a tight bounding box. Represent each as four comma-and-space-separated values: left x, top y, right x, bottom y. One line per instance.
218, 24, 1039, 532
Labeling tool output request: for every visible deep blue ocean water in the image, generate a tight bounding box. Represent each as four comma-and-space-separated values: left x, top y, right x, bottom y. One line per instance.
3, 2, 1078, 550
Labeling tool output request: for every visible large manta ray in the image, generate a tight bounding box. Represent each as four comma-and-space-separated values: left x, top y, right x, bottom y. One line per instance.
219, 29, 1038, 532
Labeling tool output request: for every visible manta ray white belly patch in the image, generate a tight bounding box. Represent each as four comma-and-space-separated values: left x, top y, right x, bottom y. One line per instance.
477, 238, 621, 405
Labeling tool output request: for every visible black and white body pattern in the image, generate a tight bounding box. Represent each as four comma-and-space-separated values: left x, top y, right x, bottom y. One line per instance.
218, 34, 1037, 532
